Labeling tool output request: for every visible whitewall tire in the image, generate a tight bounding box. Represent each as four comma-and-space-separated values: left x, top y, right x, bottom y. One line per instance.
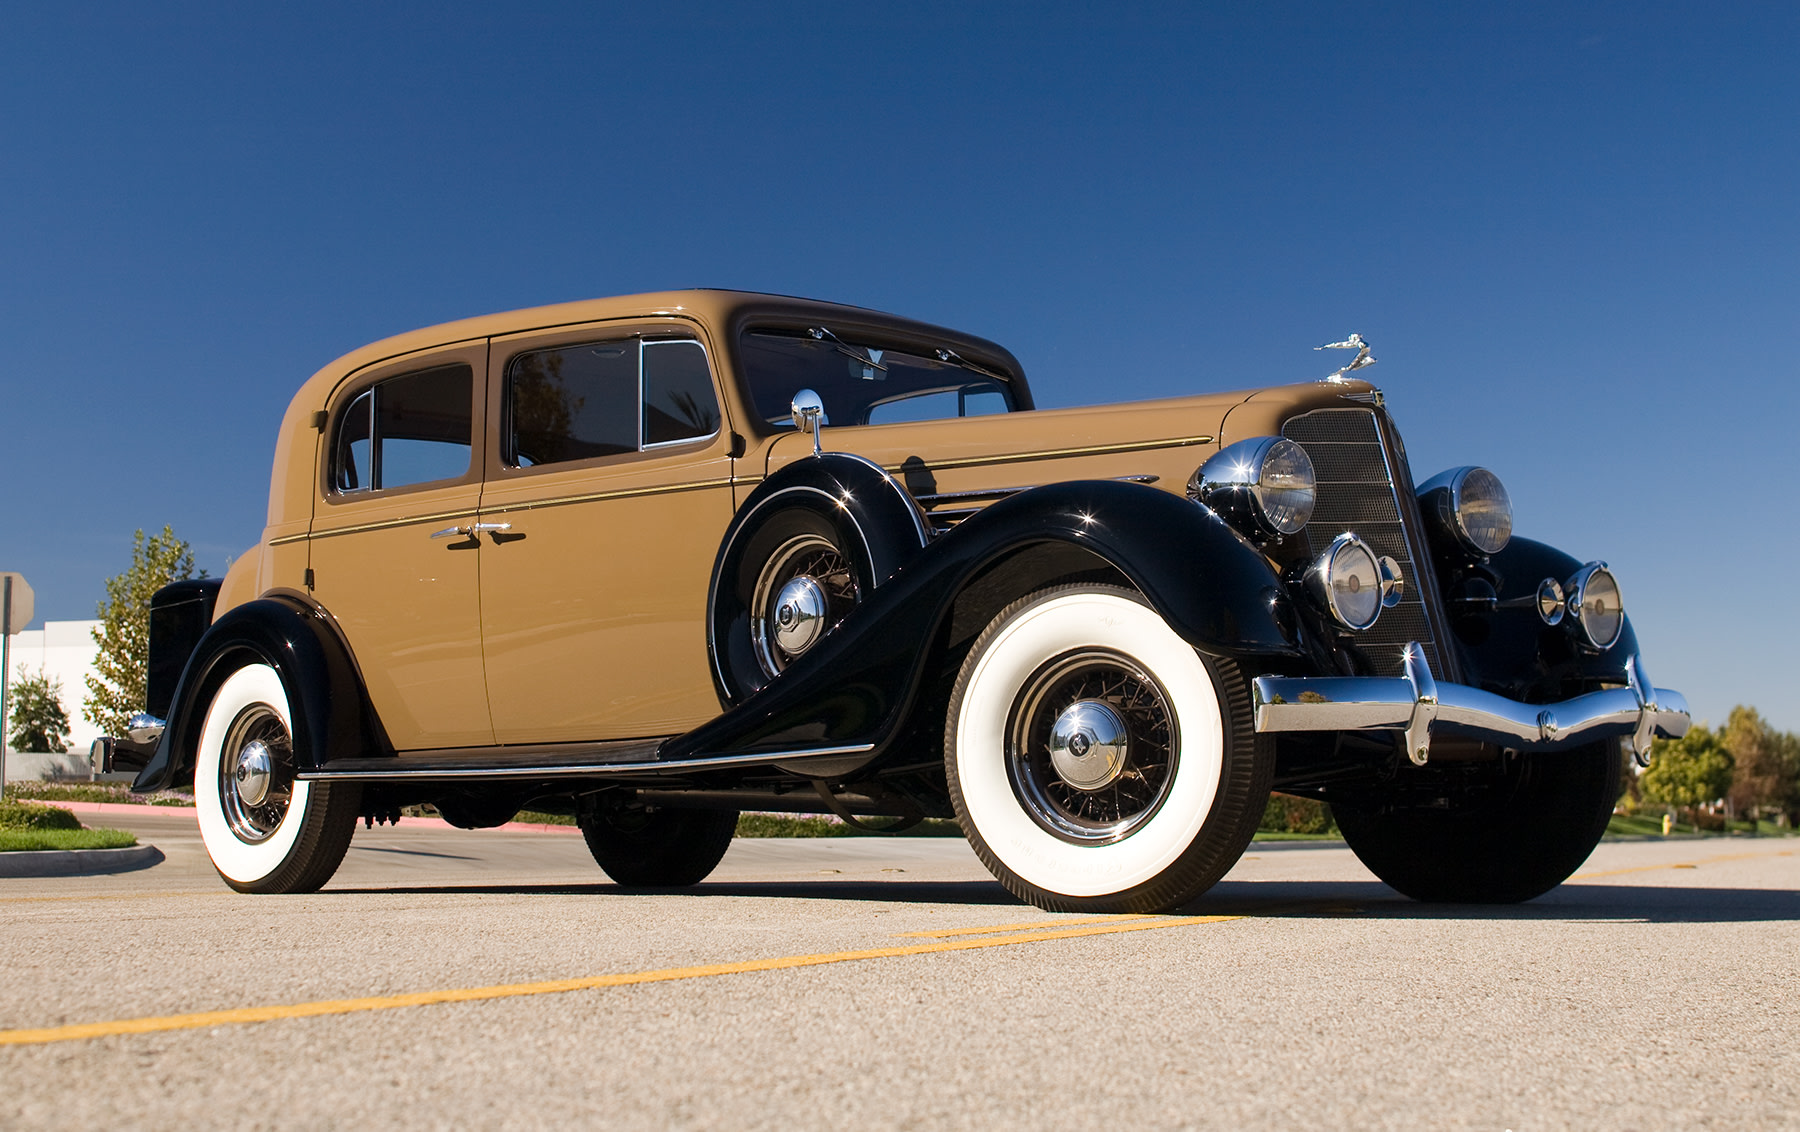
194, 662, 358, 893
946, 586, 1271, 913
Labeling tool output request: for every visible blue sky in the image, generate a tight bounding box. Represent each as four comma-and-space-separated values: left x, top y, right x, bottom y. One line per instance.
2, 2, 1795, 730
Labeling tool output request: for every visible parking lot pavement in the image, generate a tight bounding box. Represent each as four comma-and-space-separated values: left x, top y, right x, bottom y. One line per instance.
3, 815, 1798, 1130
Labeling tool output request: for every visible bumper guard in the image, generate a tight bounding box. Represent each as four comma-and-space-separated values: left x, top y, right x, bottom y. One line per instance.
1252, 645, 1689, 766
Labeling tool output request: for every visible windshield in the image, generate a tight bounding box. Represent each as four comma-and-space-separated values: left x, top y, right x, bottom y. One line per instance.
740, 328, 1016, 429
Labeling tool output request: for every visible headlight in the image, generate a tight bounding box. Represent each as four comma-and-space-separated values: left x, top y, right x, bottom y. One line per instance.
1566, 562, 1624, 650
1304, 533, 1383, 631
1189, 437, 1316, 539
1418, 466, 1513, 556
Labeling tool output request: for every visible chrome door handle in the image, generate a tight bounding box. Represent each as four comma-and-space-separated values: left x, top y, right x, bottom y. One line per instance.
431, 522, 511, 540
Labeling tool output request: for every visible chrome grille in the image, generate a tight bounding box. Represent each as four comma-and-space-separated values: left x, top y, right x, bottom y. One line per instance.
1282, 407, 1445, 678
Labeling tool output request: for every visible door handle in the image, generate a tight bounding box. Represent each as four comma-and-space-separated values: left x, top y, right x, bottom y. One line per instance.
430, 522, 512, 540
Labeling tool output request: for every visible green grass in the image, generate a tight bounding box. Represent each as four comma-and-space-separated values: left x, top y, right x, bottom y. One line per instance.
1607, 813, 1797, 838
734, 813, 965, 838
0, 827, 138, 852
1251, 829, 1344, 841
4, 782, 194, 807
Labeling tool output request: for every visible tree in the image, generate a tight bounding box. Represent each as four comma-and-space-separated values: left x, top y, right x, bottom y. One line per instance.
1641, 724, 1735, 830
83, 526, 198, 737
8, 667, 72, 753
1722, 706, 1800, 828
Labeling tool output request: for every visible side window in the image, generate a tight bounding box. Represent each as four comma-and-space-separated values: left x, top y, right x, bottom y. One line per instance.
505, 337, 720, 468
332, 364, 474, 493
643, 340, 720, 446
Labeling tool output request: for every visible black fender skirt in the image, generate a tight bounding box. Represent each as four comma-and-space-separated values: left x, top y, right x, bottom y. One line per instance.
132, 592, 391, 792
664, 478, 1299, 774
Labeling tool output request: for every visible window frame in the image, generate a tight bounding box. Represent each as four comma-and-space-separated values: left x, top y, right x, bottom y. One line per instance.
494, 330, 725, 478
322, 357, 482, 504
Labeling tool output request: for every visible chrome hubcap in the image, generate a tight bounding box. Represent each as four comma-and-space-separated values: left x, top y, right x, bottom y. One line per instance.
1047, 700, 1130, 791
217, 705, 294, 844
772, 575, 828, 657
750, 533, 858, 679
1006, 649, 1179, 844
233, 740, 274, 807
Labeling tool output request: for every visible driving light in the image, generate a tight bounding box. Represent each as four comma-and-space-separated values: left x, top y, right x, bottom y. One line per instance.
1418, 466, 1513, 556
1566, 562, 1624, 650
1304, 533, 1384, 631
1189, 437, 1316, 539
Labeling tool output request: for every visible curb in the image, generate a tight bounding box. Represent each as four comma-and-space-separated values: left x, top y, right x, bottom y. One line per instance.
41, 800, 580, 836
0, 843, 165, 878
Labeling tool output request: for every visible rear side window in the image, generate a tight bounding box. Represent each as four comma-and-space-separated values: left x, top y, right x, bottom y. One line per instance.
332, 364, 474, 493
505, 337, 720, 469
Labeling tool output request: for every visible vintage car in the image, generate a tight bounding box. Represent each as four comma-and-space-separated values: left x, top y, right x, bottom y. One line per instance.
104, 290, 1689, 911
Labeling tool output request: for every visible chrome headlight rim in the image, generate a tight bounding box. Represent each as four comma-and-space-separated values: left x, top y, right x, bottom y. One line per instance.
1303, 532, 1384, 632
1190, 436, 1317, 540
1418, 465, 1513, 557
1565, 561, 1624, 651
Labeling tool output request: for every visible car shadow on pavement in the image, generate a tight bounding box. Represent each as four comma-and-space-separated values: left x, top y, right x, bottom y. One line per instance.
1181, 880, 1800, 924
323, 878, 1025, 904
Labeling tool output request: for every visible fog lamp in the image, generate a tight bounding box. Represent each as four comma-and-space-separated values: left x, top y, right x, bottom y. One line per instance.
1304, 533, 1384, 631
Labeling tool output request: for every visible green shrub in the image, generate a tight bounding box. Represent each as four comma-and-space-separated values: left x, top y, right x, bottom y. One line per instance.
1259, 793, 1335, 835
3, 782, 193, 807
0, 801, 84, 831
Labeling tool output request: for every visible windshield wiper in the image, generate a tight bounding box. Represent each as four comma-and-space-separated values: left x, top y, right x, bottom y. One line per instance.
809, 326, 887, 373
935, 347, 1009, 383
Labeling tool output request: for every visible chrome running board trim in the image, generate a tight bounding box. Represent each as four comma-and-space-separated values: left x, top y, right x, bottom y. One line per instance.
297, 743, 877, 781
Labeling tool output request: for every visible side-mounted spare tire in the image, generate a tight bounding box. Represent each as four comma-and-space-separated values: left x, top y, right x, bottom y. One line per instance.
708, 453, 930, 705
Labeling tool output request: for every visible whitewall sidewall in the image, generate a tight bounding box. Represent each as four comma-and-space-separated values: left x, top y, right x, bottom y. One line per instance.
953, 591, 1226, 898
194, 663, 314, 885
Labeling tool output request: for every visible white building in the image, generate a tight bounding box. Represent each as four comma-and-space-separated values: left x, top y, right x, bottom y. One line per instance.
4, 620, 104, 772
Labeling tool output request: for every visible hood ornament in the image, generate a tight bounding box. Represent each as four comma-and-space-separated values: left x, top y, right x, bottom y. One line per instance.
1317, 333, 1375, 382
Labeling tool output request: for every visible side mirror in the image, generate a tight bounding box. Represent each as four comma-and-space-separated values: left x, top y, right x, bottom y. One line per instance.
790, 389, 827, 457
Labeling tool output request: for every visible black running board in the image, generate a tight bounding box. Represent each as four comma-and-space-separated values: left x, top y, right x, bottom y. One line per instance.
297, 740, 876, 782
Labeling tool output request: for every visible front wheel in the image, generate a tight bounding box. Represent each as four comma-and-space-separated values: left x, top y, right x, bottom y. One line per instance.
946, 585, 1272, 913
193, 662, 359, 894
1333, 742, 1622, 903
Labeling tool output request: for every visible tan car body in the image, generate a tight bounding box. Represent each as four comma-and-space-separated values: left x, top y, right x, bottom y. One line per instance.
217, 290, 1371, 753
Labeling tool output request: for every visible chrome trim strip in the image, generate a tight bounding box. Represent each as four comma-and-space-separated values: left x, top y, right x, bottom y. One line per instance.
912, 474, 1159, 507
480, 476, 734, 517
305, 508, 479, 543
296, 743, 877, 781
887, 436, 1212, 474
1252, 646, 1689, 755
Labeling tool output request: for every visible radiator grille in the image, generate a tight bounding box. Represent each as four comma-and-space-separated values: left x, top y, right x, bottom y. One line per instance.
1282, 408, 1443, 678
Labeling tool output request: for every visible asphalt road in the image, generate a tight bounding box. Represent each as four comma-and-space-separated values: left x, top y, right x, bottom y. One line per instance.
3, 809, 1797, 1130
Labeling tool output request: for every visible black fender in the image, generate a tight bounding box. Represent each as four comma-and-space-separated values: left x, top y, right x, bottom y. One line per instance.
1457, 536, 1641, 703
667, 478, 1299, 771
708, 452, 931, 704
132, 592, 392, 792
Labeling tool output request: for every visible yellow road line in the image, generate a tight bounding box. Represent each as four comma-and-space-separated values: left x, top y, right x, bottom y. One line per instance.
895, 914, 1151, 938
1573, 849, 1792, 880
0, 914, 1244, 1048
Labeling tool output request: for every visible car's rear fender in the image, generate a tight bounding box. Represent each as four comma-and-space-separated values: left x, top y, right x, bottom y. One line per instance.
132, 592, 392, 792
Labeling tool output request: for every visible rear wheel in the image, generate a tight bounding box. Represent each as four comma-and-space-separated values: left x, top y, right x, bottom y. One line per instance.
193, 662, 358, 894
1333, 742, 1622, 903
945, 585, 1271, 913
577, 799, 738, 886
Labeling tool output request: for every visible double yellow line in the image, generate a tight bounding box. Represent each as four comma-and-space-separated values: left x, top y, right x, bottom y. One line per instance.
0, 913, 1241, 1048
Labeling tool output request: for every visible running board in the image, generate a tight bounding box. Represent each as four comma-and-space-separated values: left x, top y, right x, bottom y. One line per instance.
296, 741, 876, 782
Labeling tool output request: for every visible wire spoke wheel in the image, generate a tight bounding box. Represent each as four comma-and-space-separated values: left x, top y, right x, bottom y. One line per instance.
216, 704, 297, 843
1007, 649, 1178, 843
749, 533, 859, 678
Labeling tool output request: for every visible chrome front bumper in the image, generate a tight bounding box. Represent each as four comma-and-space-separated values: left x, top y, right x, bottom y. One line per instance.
1252, 645, 1689, 766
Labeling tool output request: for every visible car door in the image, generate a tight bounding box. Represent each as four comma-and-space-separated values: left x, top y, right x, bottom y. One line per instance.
477, 321, 736, 744
307, 342, 494, 751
